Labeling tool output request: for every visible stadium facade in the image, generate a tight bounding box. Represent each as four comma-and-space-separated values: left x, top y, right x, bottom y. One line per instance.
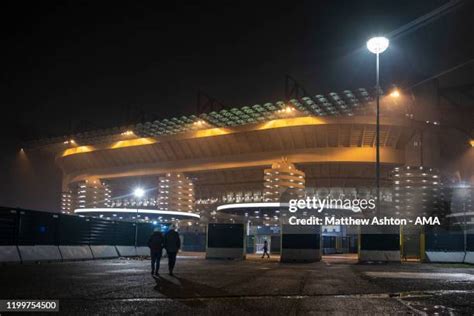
28, 85, 474, 261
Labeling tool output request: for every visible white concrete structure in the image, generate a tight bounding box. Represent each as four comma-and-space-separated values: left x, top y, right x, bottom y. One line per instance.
0, 246, 21, 263
18, 245, 62, 262
59, 245, 93, 260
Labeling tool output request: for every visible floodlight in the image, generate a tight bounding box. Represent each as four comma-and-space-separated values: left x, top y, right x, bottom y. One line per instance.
133, 188, 145, 198
390, 89, 400, 98
367, 37, 389, 54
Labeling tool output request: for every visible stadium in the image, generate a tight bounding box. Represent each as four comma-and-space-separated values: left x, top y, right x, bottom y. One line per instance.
23, 81, 474, 262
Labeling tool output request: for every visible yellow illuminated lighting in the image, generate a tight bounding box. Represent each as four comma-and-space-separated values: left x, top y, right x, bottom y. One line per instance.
62, 146, 94, 157
276, 106, 295, 114
390, 89, 400, 98
194, 120, 206, 126
121, 130, 135, 136
60, 116, 332, 157
193, 128, 231, 138
257, 116, 326, 130
110, 138, 156, 149
470, 140, 474, 147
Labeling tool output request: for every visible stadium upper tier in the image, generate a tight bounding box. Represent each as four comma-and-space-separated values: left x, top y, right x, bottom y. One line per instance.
27, 88, 376, 149
55, 114, 418, 186
29, 87, 439, 188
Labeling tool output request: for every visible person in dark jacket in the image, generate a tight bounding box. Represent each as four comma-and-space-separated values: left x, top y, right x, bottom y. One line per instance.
164, 226, 181, 276
148, 228, 164, 277
261, 240, 270, 259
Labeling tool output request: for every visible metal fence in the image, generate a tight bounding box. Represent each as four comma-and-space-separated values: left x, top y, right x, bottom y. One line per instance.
2, 207, 472, 255
1, 207, 158, 247
425, 226, 473, 252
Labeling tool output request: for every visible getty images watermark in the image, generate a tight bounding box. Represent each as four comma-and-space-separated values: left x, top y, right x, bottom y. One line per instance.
287, 197, 441, 226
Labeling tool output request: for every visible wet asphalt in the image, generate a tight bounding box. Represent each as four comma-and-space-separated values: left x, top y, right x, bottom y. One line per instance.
1, 253, 474, 315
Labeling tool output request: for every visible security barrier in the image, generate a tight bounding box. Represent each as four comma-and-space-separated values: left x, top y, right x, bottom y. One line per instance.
280, 224, 321, 262
59, 245, 94, 260
424, 229, 473, 263
3, 207, 474, 264
0, 246, 21, 263
206, 223, 245, 259
0, 207, 162, 263
359, 226, 400, 262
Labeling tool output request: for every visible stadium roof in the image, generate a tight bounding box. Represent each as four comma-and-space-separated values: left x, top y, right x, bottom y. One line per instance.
26, 88, 374, 149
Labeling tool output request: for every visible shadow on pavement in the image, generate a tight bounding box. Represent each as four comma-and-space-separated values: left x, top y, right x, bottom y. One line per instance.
153, 275, 227, 308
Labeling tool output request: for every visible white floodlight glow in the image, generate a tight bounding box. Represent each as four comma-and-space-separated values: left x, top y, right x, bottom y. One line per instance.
133, 187, 145, 198
367, 37, 389, 54
74, 208, 200, 219
216, 202, 283, 211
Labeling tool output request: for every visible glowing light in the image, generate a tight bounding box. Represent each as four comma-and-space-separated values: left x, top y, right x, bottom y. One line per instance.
367, 37, 389, 54
110, 138, 156, 149
133, 187, 145, 198
194, 120, 206, 126
121, 130, 134, 136
74, 208, 200, 219
257, 116, 325, 130
193, 127, 231, 138
62, 146, 94, 157
470, 140, 474, 147
216, 202, 283, 211
390, 89, 400, 98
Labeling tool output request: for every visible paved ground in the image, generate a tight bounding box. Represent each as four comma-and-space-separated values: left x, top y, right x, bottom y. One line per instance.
1, 253, 474, 315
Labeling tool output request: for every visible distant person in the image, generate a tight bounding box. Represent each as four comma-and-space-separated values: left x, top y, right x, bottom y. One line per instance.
164, 225, 181, 276
148, 227, 164, 277
261, 240, 270, 259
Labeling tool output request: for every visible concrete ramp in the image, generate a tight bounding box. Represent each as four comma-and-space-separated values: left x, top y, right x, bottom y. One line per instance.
0, 246, 21, 263
18, 245, 62, 262
116, 246, 138, 257
90, 245, 118, 259
59, 245, 93, 260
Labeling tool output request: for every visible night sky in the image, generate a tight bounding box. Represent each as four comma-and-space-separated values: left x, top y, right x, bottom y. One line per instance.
0, 0, 473, 210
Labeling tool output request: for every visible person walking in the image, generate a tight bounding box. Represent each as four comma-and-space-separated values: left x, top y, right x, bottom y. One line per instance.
164, 225, 181, 276
148, 227, 164, 277
261, 240, 270, 259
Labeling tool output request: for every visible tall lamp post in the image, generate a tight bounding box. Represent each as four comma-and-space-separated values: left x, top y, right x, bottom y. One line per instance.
367, 36, 389, 215
456, 184, 471, 255
133, 187, 145, 247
